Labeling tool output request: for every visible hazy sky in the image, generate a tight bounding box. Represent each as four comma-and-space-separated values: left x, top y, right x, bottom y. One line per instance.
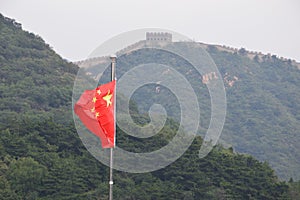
1, 0, 299, 62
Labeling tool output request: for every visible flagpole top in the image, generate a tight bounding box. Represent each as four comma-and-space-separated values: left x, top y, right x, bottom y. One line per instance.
110, 54, 117, 62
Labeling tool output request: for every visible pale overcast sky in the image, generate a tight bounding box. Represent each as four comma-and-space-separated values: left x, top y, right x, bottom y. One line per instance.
0, 0, 299, 62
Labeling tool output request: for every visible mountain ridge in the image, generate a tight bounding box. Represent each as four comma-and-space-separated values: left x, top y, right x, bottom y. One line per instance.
74, 39, 300, 70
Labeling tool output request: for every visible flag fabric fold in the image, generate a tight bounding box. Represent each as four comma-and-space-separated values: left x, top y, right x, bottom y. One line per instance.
74, 80, 116, 148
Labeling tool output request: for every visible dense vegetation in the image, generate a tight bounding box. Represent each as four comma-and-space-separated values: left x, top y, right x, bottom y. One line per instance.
1, 13, 300, 199
0, 14, 77, 127
89, 40, 300, 181
0, 117, 293, 199
207, 46, 300, 181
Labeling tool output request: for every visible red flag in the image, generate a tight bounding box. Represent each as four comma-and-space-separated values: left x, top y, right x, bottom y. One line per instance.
74, 80, 116, 148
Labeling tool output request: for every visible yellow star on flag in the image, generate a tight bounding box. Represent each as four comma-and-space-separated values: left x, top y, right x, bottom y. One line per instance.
95, 112, 99, 118
91, 107, 95, 113
92, 97, 97, 103
97, 89, 101, 95
103, 90, 113, 107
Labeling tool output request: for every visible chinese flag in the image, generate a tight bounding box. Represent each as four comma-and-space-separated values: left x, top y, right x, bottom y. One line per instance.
74, 80, 116, 148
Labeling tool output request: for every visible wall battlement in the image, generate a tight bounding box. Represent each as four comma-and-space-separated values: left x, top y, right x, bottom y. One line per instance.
146, 32, 172, 42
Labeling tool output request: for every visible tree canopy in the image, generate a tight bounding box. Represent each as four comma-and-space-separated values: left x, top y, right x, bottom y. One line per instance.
0, 14, 299, 199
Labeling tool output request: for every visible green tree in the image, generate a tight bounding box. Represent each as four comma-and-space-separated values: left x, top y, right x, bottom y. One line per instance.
7, 157, 47, 199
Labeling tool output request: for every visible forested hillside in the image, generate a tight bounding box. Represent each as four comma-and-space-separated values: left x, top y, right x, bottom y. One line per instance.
1, 14, 300, 199
86, 39, 300, 181
207, 46, 300, 181
0, 14, 78, 126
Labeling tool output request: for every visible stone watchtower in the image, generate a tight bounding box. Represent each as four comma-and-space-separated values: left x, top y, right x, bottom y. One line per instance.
146, 32, 172, 42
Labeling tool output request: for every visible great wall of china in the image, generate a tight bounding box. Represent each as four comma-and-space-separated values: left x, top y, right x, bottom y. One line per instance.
74, 32, 300, 70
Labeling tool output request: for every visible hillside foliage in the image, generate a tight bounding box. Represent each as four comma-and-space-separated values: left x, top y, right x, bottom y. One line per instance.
0, 14, 300, 199
90, 41, 300, 181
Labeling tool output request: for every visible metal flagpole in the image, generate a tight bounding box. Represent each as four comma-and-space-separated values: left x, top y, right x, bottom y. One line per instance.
109, 55, 116, 200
